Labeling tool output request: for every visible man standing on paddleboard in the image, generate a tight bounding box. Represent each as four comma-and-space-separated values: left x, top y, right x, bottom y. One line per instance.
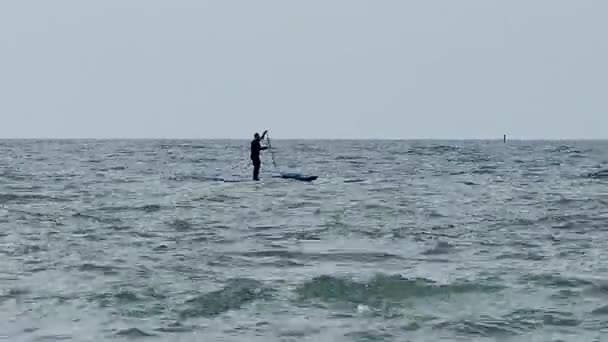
250, 130, 268, 181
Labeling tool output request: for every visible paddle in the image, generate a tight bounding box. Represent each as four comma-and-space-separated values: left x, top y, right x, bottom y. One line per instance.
266, 131, 278, 169
264, 132, 318, 182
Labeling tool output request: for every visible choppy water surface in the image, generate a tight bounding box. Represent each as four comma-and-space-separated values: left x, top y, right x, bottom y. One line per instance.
1, 139, 608, 342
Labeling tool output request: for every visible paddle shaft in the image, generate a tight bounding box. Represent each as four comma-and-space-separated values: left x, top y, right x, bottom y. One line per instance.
266, 133, 278, 168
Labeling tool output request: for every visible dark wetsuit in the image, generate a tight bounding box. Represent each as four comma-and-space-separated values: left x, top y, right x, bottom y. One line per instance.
250, 139, 262, 180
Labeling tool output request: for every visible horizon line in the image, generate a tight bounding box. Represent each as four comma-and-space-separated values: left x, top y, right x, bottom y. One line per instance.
1, 137, 608, 141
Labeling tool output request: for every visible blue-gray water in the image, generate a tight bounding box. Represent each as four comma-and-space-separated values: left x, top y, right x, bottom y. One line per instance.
2, 139, 608, 342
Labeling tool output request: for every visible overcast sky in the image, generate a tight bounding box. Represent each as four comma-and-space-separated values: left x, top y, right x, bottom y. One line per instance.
1, 1, 606, 139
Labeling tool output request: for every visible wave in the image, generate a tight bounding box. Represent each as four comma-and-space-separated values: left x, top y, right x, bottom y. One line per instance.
0, 170, 31, 181
521, 273, 593, 288
408, 145, 464, 156
587, 169, 608, 179
72, 212, 122, 224
0, 288, 30, 304
89, 285, 168, 315
436, 309, 580, 337
179, 278, 273, 319
592, 305, 608, 315
0, 193, 70, 204
296, 274, 503, 307
236, 250, 403, 263
115, 328, 156, 338
167, 219, 194, 232
335, 155, 369, 161
98, 204, 162, 213
496, 252, 545, 261
422, 241, 455, 255
70, 263, 122, 276
472, 165, 499, 175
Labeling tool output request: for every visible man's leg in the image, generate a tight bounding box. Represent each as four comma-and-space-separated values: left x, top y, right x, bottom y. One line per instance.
253, 158, 260, 180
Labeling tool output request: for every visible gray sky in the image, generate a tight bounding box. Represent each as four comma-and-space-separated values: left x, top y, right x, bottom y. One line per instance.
1, 0, 606, 139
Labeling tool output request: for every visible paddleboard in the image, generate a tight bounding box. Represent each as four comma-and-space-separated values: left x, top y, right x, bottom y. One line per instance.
274, 172, 318, 182
203, 174, 317, 183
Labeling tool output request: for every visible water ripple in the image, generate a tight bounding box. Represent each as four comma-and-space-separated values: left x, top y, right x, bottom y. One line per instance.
2, 139, 608, 341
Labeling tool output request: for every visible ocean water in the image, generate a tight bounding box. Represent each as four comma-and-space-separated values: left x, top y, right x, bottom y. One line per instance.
1, 139, 608, 342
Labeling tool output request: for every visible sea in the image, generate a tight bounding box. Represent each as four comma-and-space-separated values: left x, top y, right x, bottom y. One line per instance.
1, 139, 608, 342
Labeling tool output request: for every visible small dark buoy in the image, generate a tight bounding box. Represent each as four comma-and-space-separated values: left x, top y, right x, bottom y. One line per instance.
504, 134, 507, 143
